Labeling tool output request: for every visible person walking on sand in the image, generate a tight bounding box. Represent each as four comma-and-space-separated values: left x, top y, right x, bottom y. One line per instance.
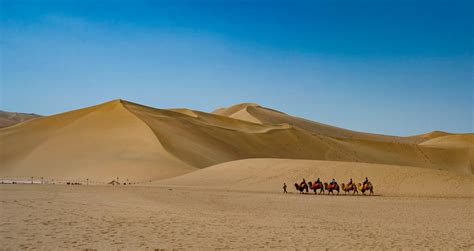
283, 183, 287, 193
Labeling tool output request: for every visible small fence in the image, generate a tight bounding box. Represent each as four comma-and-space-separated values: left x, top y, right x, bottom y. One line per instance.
0, 176, 153, 186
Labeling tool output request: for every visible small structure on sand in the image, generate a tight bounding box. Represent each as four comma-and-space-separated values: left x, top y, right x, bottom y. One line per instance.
108, 180, 120, 186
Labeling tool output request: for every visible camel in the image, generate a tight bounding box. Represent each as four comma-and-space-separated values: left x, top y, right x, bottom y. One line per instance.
324, 182, 340, 195
341, 183, 358, 195
307, 181, 325, 194
294, 182, 309, 194
357, 182, 374, 195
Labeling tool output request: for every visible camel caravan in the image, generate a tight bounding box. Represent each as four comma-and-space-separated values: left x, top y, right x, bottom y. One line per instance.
291, 177, 374, 195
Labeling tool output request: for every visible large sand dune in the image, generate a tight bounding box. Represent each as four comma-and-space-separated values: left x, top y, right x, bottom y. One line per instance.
0, 100, 196, 183
0, 99, 472, 186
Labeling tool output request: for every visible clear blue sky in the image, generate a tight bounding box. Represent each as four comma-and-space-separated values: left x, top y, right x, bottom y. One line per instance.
1, 0, 472, 136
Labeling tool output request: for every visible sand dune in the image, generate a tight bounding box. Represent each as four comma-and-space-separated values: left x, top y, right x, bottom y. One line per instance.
158, 158, 473, 197
212, 103, 473, 173
0, 100, 196, 183
214, 103, 418, 142
0, 110, 41, 128
0, 99, 472, 186
411, 130, 452, 140
213, 103, 263, 124
420, 134, 473, 149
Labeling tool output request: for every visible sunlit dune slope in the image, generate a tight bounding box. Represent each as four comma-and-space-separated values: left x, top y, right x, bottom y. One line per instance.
420, 134, 473, 149
157, 158, 473, 197
0, 100, 196, 182
0, 99, 472, 182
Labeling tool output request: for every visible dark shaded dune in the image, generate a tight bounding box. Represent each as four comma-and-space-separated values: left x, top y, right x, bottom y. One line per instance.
0, 111, 41, 128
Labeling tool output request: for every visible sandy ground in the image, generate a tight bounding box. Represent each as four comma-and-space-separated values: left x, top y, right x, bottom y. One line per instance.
1, 184, 473, 250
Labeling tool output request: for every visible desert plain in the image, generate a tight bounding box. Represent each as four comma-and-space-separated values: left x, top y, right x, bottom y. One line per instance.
0, 100, 473, 249
1, 184, 473, 250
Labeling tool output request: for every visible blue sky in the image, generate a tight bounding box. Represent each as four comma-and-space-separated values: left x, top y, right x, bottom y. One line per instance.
0, 0, 472, 136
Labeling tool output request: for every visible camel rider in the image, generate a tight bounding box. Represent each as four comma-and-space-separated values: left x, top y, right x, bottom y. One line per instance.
316, 178, 321, 184
300, 178, 306, 187
331, 178, 337, 185
363, 177, 369, 186
348, 178, 353, 186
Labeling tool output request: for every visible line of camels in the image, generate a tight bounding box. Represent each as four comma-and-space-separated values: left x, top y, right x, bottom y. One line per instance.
294, 179, 374, 195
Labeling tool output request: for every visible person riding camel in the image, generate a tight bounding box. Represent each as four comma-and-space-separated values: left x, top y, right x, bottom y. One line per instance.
363, 177, 369, 186
300, 178, 306, 187
331, 178, 337, 186
348, 178, 353, 186
316, 178, 321, 184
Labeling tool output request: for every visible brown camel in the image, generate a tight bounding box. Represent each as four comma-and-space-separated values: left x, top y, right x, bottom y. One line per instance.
294, 183, 308, 194
357, 182, 374, 195
307, 181, 325, 194
341, 183, 358, 195
323, 182, 340, 195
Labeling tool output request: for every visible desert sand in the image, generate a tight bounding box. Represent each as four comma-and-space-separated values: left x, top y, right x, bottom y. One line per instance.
1, 100, 473, 249
1, 185, 473, 250
1, 99, 472, 184
158, 158, 474, 197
